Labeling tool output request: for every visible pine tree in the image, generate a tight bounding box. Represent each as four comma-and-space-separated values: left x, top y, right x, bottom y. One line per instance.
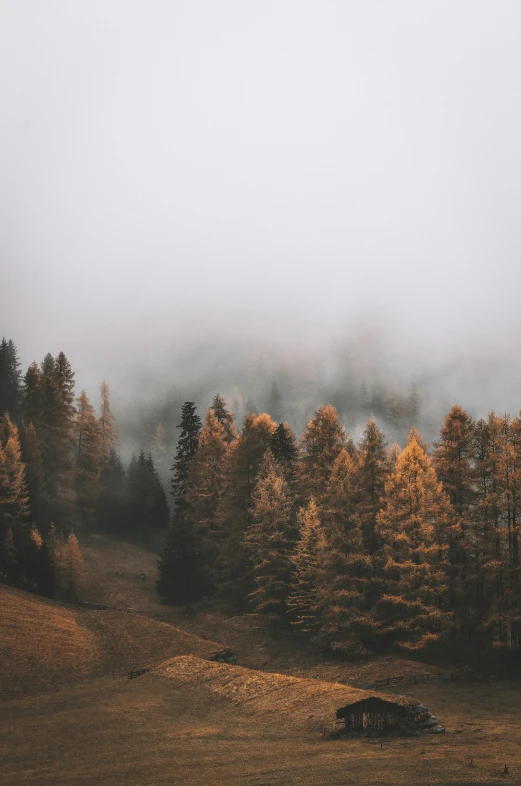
316, 449, 373, 656
98, 448, 127, 533
19, 422, 47, 531
157, 403, 202, 603
75, 391, 103, 524
287, 499, 322, 636
244, 452, 296, 622
185, 409, 228, 593
270, 422, 298, 474
375, 437, 454, 651
433, 405, 476, 633
0, 338, 22, 421
297, 404, 348, 508
210, 394, 236, 443
171, 402, 202, 516
357, 419, 390, 554
99, 381, 117, 464
0, 415, 30, 532
30, 352, 77, 528
216, 412, 276, 604
58, 532, 83, 599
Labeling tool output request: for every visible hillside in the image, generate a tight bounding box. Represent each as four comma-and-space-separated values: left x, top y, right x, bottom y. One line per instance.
0, 583, 222, 700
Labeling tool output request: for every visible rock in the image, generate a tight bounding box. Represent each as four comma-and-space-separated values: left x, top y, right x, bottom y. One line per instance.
208, 648, 238, 665
425, 724, 445, 734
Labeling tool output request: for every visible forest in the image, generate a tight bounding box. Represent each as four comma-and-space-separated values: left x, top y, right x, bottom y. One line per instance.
1, 336, 520, 663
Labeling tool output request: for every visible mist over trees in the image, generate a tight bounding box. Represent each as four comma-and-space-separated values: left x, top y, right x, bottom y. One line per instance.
2, 335, 521, 664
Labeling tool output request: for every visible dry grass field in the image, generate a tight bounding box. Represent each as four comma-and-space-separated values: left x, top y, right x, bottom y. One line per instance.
2, 533, 521, 785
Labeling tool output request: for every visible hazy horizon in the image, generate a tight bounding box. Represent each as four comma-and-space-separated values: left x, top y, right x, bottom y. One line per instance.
2, 1, 521, 424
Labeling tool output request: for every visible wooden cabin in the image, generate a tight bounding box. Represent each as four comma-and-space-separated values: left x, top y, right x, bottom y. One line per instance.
336, 696, 409, 732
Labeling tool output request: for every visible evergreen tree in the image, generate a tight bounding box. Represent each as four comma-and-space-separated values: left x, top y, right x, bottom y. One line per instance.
270, 422, 298, 473
171, 402, 202, 515
185, 409, 228, 593
433, 405, 476, 633
316, 449, 374, 656
0, 415, 30, 532
0, 338, 22, 421
98, 448, 127, 533
19, 422, 47, 531
244, 452, 296, 621
357, 419, 390, 554
0, 526, 18, 585
75, 391, 103, 524
57, 532, 83, 599
211, 394, 236, 443
151, 421, 167, 480
99, 381, 117, 464
375, 438, 454, 651
297, 404, 348, 508
216, 412, 276, 604
287, 499, 322, 636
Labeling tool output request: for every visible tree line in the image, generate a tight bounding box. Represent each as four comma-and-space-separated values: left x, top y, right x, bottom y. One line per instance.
0, 338, 169, 598
2, 336, 520, 661
158, 398, 521, 660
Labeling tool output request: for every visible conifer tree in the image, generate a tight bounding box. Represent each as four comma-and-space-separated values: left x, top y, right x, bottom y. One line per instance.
58, 532, 83, 599
375, 437, 454, 651
185, 409, 228, 593
0, 338, 22, 421
216, 412, 276, 604
244, 452, 296, 621
0, 415, 30, 532
433, 405, 476, 631
98, 448, 127, 533
75, 391, 103, 524
316, 449, 374, 656
171, 402, 202, 516
357, 419, 390, 554
297, 404, 348, 508
99, 381, 117, 464
287, 499, 322, 636
19, 422, 46, 531
270, 422, 298, 474
157, 403, 202, 603
210, 395, 236, 443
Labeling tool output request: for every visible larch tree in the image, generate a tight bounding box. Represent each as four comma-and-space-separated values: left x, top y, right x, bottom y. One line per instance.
243, 452, 296, 623
356, 419, 390, 555
185, 408, 229, 594
19, 422, 47, 531
0, 415, 30, 532
375, 437, 454, 652
75, 391, 103, 524
216, 412, 276, 605
58, 532, 83, 599
316, 449, 374, 656
433, 405, 476, 632
286, 499, 322, 636
297, 404, 348, 508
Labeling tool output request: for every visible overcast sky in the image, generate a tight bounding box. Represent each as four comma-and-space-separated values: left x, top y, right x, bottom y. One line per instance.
1, 1, 521, 393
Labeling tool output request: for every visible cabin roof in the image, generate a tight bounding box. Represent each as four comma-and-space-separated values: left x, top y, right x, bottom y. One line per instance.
336, 695, 411, 719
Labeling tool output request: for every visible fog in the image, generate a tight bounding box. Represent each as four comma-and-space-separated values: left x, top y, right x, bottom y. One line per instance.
2, 1, 521, 446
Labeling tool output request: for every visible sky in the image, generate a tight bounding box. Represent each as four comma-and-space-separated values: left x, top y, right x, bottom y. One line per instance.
1, 1, 521, 403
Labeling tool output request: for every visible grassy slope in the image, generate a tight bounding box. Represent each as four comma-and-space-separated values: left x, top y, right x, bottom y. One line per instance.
2, 532, 520, 785
2, 667, 520, 785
